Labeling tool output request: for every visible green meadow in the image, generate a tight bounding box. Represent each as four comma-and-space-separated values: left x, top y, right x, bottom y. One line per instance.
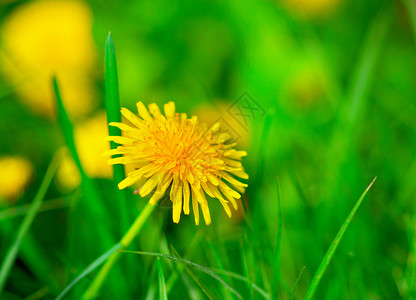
0, 0, 415, 299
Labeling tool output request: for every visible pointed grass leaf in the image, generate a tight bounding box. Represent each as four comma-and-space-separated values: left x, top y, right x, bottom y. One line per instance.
305, 177, 377, 299
55, 243, 122, 300
289, 266, 306, 300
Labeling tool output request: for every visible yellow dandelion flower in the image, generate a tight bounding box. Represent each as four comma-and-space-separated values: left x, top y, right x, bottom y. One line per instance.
0, 156, 33, 203
104, 101, 249, 225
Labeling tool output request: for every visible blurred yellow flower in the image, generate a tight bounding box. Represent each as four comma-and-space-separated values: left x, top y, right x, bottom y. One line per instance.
56, 112, 112, 190
76, 112, 112, 178
281, 0, 343, 18
56, 151, 81, 191
0, 156, 33, 203
0, 0, 97, 118
105, 101, 248, 225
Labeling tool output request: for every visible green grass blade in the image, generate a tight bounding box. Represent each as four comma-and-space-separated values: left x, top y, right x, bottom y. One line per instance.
165, 229, 204, 293
250, 111, 274, 227
144, 264, 157, 300
25, 286, 49, 300
0, 219, 59, 292
0, 194, 76, 221
206, 239, 233, 300
324, 5, 392, 204
403, 0, 416, 48
241, 232, 254, 300
181, 264, 214, 300
210, 268, 270, 299
0, 153, 61, 297
347, 7, 393, 126
55, 243, 122, 300
289, 266, 306, 300
305, 177, 377, 299
272, 176, 282, 296
157, 258, 167, 300
105, 32, 129, 231
119, 250, 243, 299
53, 77, 83, 173
52, 77, 113, 248
103, 32, 134, 298
83, 202, 157, 299
169, 244, 215, 300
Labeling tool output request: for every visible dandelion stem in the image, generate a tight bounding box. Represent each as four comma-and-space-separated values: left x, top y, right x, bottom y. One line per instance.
83, 202, 157, 299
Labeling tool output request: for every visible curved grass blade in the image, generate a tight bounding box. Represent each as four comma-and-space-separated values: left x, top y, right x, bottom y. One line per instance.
347, 7, 392, 126
210, 268, 270, 299
119, 250, 243, 299
403, 0, 416, 48
169, 244, 214, 300
53, 77, 113, 248
0, 153, 61, 297
272, 176, 282, 296
52, 78, 83, 178
0, 194, 76, 221
165, 229, 204, 294
144, 263, 157, 300
157, 258, 167, 300
103, 31, 133, 299
83, 202, 157, 298
241, 232, 254, 300
289, 266, 306, 300
25, 286, 50, 300
324, 4, 391, 204
206, 239, 233, 300
55, 243, 122, 300
305, 177, 377, 299
0, 220, 59, 293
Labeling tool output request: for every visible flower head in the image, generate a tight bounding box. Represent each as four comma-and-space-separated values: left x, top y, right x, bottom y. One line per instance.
0, 0, 96, 118
0, 156, 33, 203
105, 101, 248, 225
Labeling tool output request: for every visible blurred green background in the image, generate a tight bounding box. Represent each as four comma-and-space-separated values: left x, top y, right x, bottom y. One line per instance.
0, 0, 415, 299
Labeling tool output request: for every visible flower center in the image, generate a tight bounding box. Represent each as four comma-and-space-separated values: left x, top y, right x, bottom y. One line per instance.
145, 118, 223, 179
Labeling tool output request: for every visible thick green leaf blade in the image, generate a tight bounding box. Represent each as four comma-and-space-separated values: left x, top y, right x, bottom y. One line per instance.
104, 33, 129, 231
